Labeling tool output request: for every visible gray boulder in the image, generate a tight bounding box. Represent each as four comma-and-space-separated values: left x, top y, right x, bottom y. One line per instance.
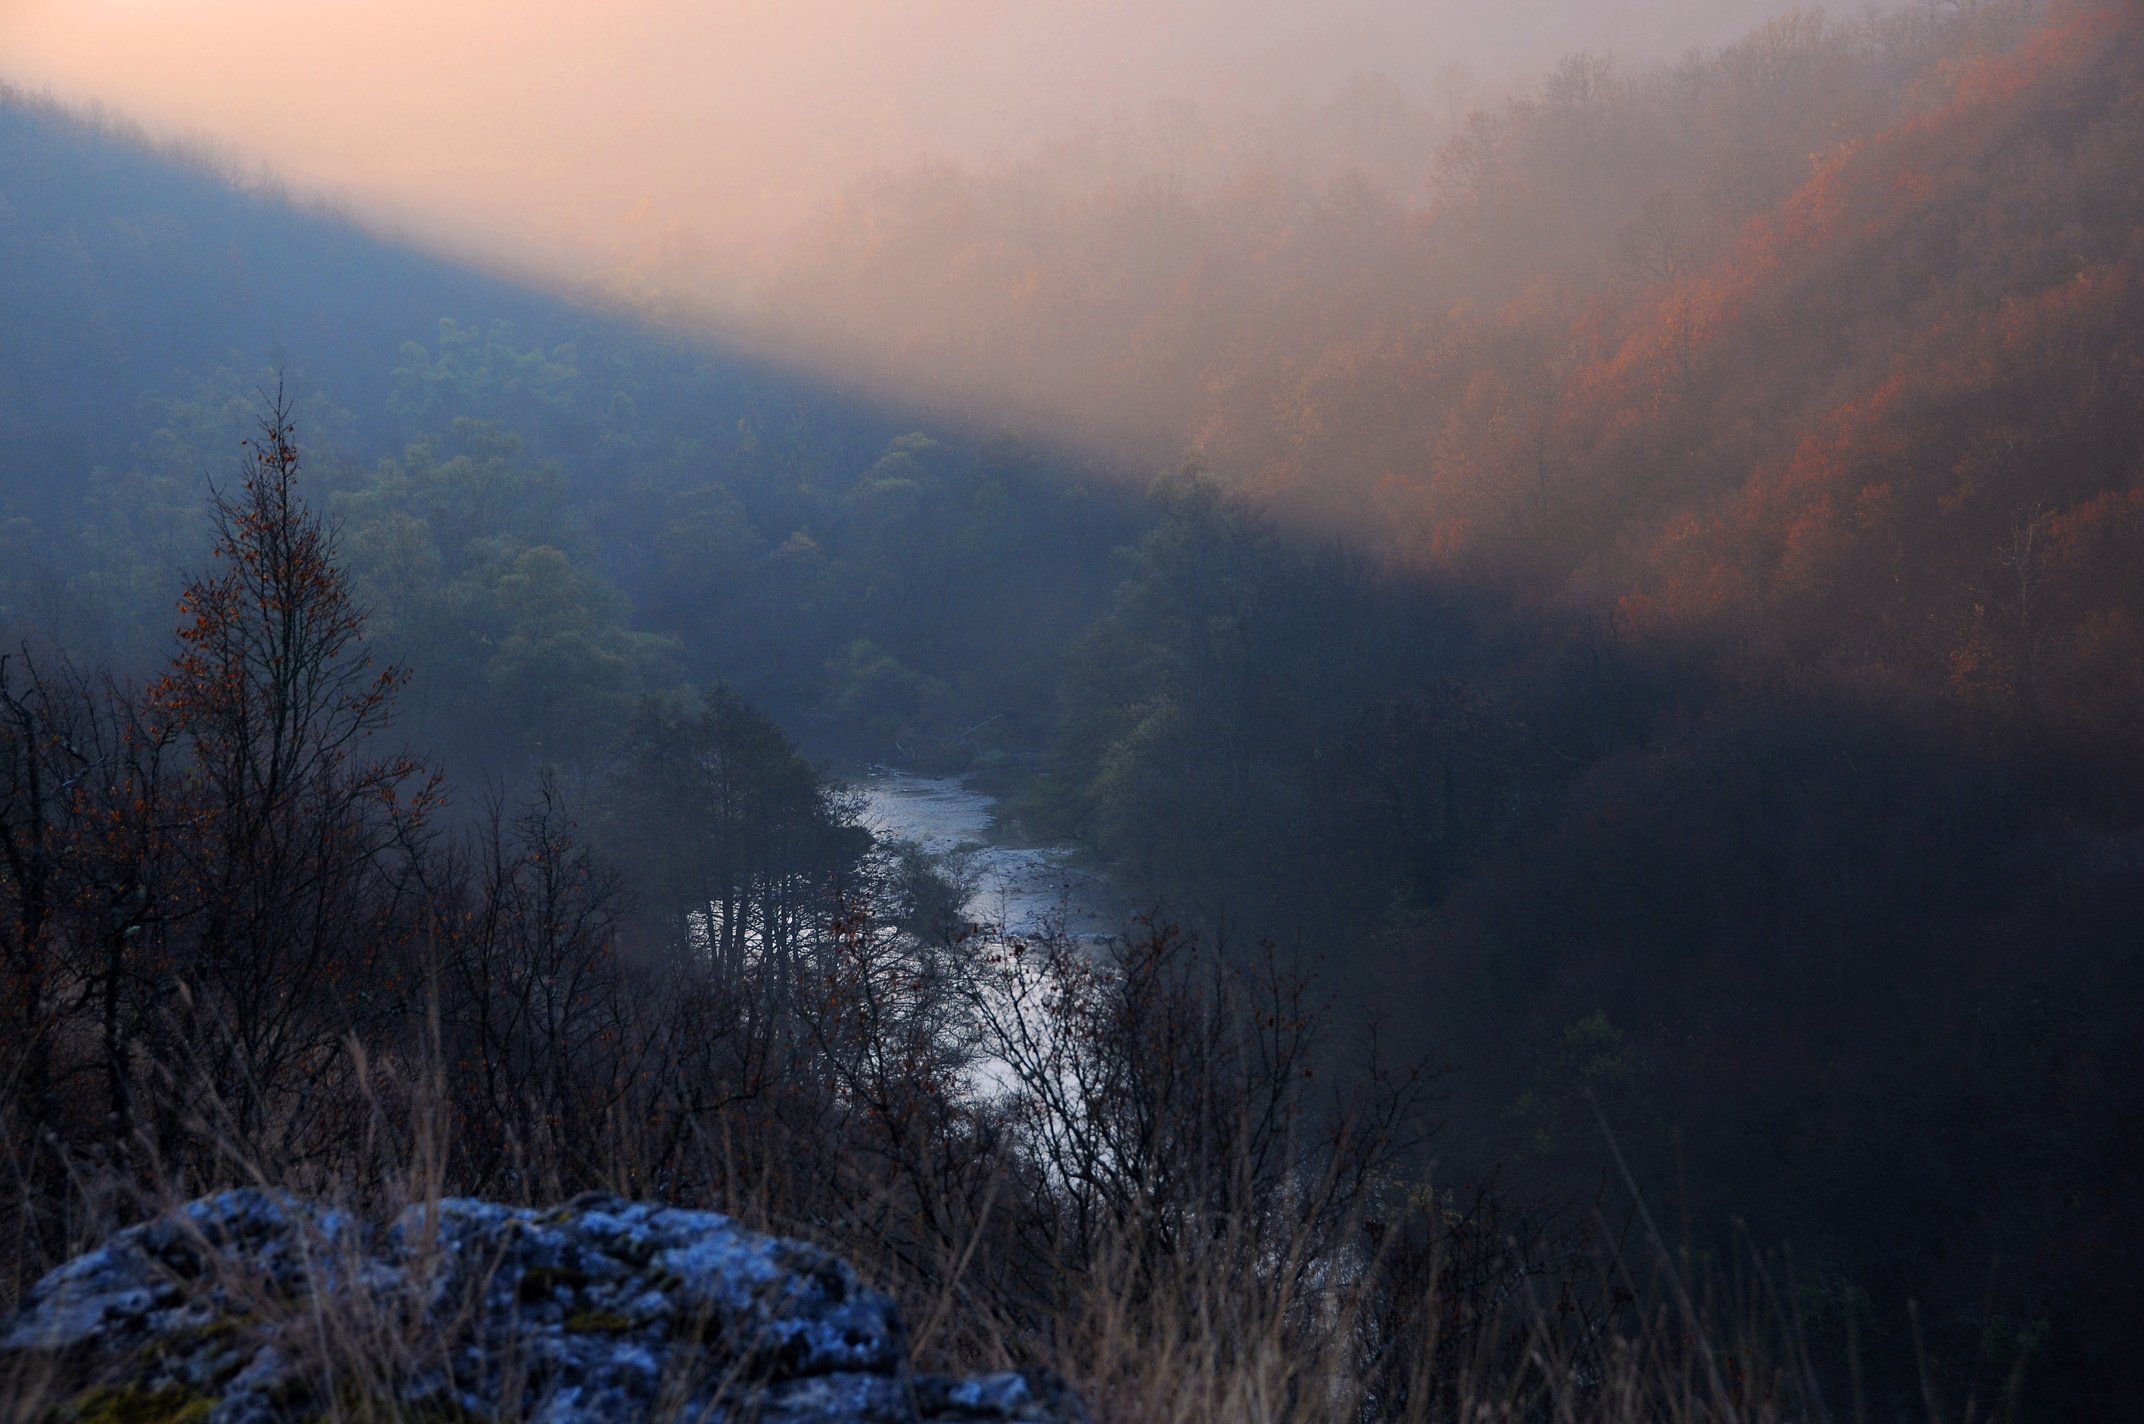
1, 1189, 1085, 1423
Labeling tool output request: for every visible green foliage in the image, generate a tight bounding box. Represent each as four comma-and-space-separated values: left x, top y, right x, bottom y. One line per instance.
344, 421, 571, 573
329, 424, 673, 761
68, 371, 356, 663
600, 685, 870, 973
817, 638, 951, 748
388, 319, 586, 444
482, 546, 677, 761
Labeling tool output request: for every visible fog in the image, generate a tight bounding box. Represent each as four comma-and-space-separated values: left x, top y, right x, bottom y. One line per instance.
4, 4, 2141, 1415
8, 0, 1863, 435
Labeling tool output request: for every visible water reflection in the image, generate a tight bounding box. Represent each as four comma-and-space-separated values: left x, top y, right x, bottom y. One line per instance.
855, 768, 1119, 944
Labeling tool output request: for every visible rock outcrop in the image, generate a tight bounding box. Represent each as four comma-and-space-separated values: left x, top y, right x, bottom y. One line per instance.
1, 1190, 1086, 1423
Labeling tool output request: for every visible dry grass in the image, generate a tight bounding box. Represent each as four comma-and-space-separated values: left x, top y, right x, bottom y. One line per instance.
2, 1082, 2025, 1424
0, 931, 2029, 1424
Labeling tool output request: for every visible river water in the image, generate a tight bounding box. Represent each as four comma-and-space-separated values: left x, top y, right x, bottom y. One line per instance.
854, 768, 1121, 944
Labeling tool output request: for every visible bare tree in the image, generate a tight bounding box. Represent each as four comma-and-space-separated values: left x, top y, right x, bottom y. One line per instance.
144, 388, 434, 1149
1619, 189, 1692, 287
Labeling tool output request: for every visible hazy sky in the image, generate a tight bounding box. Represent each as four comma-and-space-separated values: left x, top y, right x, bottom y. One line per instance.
6, 0, 1838, 283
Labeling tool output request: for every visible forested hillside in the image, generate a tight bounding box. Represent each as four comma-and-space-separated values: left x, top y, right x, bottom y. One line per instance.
747, 0, 2144, 1404
1018, 3, 2144, 1404
0, 94, 1141, 770
3, 1, 2141, 1418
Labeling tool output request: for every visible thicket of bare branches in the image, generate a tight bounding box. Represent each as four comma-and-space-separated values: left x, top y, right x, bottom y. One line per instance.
1, 406, 1956, 1422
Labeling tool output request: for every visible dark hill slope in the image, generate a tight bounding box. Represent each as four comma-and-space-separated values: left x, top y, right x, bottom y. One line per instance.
1020, 9, 2144, 1414
2, 94, 651, 503
0, 91, 1141, 761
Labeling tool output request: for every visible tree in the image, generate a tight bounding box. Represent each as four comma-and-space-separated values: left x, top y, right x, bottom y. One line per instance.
1431, 109, 1518, 213
428, 775, 633, 1190
144, 389, 433, 1145
604, 685, 868, 984
0, 649, 95, 1202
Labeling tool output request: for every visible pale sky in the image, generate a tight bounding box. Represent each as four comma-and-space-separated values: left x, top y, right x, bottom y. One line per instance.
4, 0, 1829, 284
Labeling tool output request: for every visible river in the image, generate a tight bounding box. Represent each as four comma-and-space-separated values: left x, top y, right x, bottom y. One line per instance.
854, 768, 1121, 944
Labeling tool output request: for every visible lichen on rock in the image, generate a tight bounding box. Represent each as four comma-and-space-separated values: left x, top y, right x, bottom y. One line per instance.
2, 1191, 1084, 1424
